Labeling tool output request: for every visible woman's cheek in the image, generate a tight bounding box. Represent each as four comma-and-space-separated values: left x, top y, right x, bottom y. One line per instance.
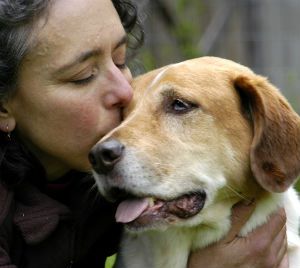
71, 105, 101, 138
69, 104, 116, 141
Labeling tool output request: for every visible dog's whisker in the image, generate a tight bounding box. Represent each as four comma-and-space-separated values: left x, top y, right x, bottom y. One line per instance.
225, 184, 252, 203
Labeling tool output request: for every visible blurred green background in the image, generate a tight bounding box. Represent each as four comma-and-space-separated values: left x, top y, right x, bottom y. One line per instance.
130, 0, 300, 191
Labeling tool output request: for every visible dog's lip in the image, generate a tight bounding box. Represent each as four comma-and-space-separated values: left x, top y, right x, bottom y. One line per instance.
111, 188, 206, 229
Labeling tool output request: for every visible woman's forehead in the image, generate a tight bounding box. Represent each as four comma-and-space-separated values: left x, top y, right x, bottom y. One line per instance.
23, 0, 125, 68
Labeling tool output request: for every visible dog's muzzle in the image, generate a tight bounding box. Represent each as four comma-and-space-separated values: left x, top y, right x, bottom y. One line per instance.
90, 139, 207, 230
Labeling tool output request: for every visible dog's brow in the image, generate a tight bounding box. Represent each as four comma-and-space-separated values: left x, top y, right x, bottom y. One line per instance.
149, 67, 169, 88
161, 88, 181, 98
149, 62, 185, 89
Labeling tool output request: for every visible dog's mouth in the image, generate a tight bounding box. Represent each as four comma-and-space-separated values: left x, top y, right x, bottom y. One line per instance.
110, 188, 206, 230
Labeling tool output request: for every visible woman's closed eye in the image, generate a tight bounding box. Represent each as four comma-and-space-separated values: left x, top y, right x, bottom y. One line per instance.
69, 67, 97, 85
115, 63, 126, 69
71, 73, 96, 85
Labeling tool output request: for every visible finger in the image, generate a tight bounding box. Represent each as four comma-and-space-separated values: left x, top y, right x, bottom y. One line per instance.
222, 199, 256, 243
276, 238, 288, 267
277, 253, 289, 268
265, 223, 287, 258
273, 225, 287, 255
274, 229, 288, 267
250, 208, 286, 242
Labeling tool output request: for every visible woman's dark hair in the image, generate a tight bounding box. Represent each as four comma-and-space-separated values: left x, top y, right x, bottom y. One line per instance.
112, 0, 144, 54
0, 0, 51, 101
0, 0, 144, 185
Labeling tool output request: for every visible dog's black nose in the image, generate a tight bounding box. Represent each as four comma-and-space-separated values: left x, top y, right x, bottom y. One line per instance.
89, 139, 124, 174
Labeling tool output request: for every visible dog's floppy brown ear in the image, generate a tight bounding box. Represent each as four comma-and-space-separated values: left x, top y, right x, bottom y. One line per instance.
234, 75, 300, 193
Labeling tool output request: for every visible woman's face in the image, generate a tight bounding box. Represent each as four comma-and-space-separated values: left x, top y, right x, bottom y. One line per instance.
7, 0, 133, 180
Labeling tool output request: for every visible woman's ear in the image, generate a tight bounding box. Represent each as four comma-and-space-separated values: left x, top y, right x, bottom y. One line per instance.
234, 75, 300, 193
0, 104, 16, 133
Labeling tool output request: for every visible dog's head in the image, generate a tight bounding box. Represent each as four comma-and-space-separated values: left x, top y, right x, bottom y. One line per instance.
90, 57, 300, 231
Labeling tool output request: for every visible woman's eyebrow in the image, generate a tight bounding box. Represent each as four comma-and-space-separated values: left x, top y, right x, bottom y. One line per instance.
114, 34, 127, 50
54, 49, 102, 75
55, 34, 127, 75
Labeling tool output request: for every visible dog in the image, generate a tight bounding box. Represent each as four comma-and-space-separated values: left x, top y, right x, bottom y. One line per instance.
90, 57, 300, 268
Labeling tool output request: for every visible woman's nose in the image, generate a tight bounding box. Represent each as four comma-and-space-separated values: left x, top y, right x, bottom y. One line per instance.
104, 65, 133, 109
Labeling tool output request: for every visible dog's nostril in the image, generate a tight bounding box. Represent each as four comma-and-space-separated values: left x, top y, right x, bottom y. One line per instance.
89, 139, 125, 174
88, 151, 97, 167
101, 145, 124, 164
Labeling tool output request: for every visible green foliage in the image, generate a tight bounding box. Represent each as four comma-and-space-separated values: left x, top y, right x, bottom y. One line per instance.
138, 50, 156, 72
137, 0, 204, 69
105, 254, 116, 268
296, 178, 300, 192
172, 21, 200, 59
176, 0, 189, 11
173, 0, 204, 59
175, 0, 203, 13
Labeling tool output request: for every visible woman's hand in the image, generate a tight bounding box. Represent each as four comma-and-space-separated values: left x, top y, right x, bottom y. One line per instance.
188, 202, 288, 268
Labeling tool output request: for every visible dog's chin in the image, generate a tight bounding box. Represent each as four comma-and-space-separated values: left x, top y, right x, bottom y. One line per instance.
108, 187, 207, 232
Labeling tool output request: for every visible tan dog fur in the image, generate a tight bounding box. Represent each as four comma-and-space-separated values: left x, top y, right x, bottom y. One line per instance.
92, 57, 300, 268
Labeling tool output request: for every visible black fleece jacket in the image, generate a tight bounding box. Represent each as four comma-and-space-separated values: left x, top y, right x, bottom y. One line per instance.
0, 171, 122, 268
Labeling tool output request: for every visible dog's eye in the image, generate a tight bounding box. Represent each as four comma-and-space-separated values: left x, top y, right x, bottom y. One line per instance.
170, 99, 195, 114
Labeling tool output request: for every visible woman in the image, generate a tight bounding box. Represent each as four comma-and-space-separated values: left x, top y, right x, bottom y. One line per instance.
0, 0, 287, 267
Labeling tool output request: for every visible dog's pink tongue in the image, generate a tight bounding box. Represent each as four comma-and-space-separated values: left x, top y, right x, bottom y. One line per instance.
116, 198, 149, 223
